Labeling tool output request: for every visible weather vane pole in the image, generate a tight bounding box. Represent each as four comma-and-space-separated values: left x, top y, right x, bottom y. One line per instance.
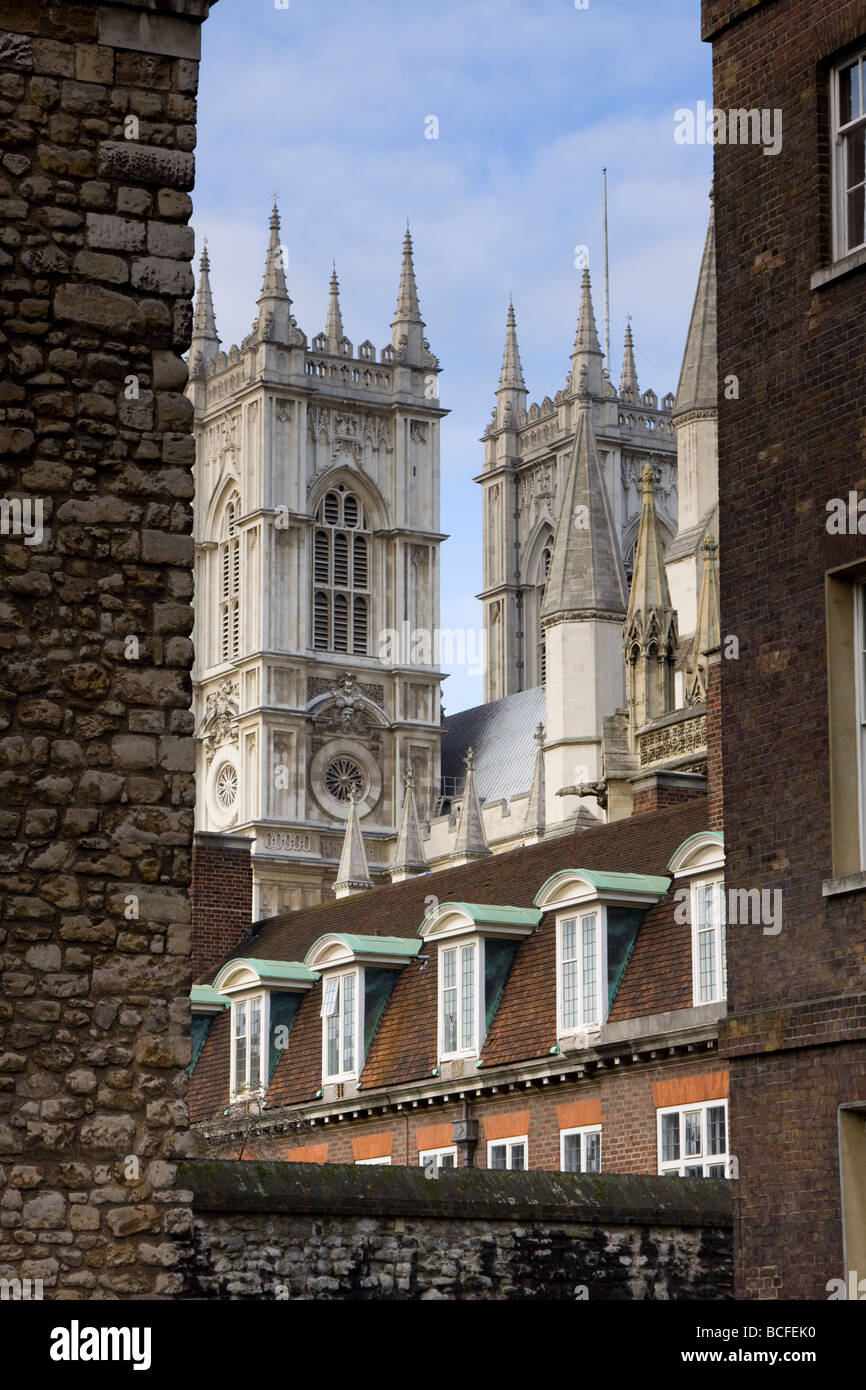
602, 167, 611, 376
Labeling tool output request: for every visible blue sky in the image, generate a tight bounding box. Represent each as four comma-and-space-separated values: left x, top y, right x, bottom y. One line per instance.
194, 0, 713, 712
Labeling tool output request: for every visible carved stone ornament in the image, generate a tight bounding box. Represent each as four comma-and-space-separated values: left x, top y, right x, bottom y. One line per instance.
200, 678, 239, 760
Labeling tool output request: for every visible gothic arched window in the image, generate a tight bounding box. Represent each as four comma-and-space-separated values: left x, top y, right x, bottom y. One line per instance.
537, 543, 552, 686
219, 492, 240, 663
312, 487, 371, 655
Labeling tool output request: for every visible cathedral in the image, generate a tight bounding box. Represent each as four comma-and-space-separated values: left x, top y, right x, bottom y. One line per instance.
188, 194, 719, 919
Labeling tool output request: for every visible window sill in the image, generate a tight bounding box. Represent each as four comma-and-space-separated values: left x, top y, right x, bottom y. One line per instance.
811, 245, 866, 289
822, 869, 866, 898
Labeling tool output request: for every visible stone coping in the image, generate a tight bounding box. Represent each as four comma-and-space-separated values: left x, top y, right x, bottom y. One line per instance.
180, 1160, 733, 1227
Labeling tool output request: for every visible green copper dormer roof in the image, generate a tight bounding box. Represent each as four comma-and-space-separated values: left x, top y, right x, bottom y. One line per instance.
213, 958, 319, 994
190, 984, 229, 1012
304, 934, 421, 971
417, 903, 542, 937
534, 869, 671, 910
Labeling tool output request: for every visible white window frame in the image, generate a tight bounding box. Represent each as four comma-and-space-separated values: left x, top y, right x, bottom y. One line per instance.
560, 1125, 602, 1174
855, 580, 866, 868
438, 938, 483, 1061
321, 967, 362, 1083
556, 908, 606, 1038
487, 1135, 528, 1171
418, 1147, 457, 1170
657, 1100, 729, 1178
690, 877, 727, 1006
229, 991, 267, 1101
832, 48, 866, 260
355, 1155, 391, 1166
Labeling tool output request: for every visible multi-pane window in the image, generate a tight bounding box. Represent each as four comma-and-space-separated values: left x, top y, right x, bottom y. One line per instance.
692, 879, 727, 1004
219, 492, 240, 663
856, 582, 866, 867
322, 971, 356, 1079
488, 1137, 527, 1171
658, 1101, 729, 1177
312, 487, 370, 655
834, 50, 866, 258
558, 912, 601, 1032
561, 1126, 602, 1174
419, 1147, 457, 1171
440, 942, 476, 1056
231, 994, 264, 1098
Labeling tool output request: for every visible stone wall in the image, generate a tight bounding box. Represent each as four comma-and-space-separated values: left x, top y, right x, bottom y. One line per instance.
184, 1160, 733, 1301
0, 0, 216, 1300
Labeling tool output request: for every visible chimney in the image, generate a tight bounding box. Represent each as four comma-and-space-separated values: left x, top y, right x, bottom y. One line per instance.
191, 831, 253, 976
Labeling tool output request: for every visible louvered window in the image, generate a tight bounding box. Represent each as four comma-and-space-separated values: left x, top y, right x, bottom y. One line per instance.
311, 488, 371, 654
218, 493, 241, 663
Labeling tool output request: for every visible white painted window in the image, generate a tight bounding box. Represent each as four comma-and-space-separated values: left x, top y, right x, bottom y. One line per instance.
691, 878, 727, 1005
419, 1147, 457, 1170
321, 970, 358, 1080
856, 581, 866, 868
833, 49, 866, 259
230, 992, 265, 1100
560, 1126, 601, 1174
312, 487, 370, 655
355, 1155, 391, 1165
219, 492, 240, 663
657, 1100, 729, 1178
557, 910, 604, 1034
487, 1136, 528, 1171
439, 940, 478, 1058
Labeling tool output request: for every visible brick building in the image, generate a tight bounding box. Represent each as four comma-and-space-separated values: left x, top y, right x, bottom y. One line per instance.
704, 0, 866, 1299
189, 797, 733, 1182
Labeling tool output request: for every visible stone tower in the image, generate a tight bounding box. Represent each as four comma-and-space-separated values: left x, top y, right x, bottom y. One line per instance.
188, 209, 447, 917
479, 273, 678, 702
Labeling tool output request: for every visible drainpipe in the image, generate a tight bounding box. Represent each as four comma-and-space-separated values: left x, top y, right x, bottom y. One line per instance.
452, 1096, 478, 1168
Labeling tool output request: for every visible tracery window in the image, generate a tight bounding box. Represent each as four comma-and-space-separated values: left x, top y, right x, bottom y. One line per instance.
312, 487, 370, 655
219, 492, 240, 663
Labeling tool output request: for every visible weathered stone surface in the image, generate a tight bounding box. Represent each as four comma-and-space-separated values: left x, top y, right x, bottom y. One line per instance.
98, 142, 195, 190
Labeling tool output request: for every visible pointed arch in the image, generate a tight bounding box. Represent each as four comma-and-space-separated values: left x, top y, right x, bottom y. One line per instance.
524, 520, 555, 688
309, 476, 376, 656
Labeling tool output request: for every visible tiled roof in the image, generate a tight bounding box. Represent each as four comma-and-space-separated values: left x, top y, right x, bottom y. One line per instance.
440, 686, 546, 804
189, 799, 707, 1122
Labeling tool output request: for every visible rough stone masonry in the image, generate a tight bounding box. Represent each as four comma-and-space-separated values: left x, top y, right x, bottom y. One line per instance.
0, 0, 217, 1299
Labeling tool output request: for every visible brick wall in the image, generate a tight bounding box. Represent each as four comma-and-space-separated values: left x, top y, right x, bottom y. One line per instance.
0, 0, 216, 1300
191, 831, 252, 976
631, 775, 707, 817
703, 0, 866, 1298
184, 1160, 733, 1301
705, 652, 723, 833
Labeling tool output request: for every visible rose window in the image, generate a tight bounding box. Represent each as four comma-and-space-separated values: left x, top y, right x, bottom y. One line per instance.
324, 757, 364, 803
216, 762, 238, 810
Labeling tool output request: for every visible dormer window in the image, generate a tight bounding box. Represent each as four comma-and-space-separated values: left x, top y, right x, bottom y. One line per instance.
418, 903, 541, 1068
305, 933, 419, 1096
534, 869, 671, 1046
667, 832, 726, 1007
213, 958, 318, 1104
322, 970, 357, 1080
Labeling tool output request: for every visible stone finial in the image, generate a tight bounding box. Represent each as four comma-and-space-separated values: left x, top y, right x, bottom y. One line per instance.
619, 317, 639, 400
524, 725, 546, 836
452, 747, 490, 862
189, 240, 220, 377
674, 199, 717, 419
390, 764, 427, 882
333, 788, 372, 898
686, 534, 721, 705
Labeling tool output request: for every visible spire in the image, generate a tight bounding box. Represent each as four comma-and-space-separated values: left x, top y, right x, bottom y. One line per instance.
451, 749, 490, 862
624, 465, 677, 730
625, 465, 674, 634
523, 723, 546, 837
570, 268, 604, 396
390, 767, 427, 882
391, 223, 425, 363
541, 387, 627, 624
257, 199, 292, 341
324, 262, 345, 353
686, 535, 721, 705
333, 789, 372, 898
674, 196, 717, 418
619, 318, 639, 400
189, 241, 220, 378
494, 297, 527, 429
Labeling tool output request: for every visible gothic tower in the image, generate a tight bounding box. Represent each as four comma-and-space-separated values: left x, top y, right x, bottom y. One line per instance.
189, 208, 447, 917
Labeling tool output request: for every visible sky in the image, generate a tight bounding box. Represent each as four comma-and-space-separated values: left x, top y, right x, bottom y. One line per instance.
193, 0, 713, 713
